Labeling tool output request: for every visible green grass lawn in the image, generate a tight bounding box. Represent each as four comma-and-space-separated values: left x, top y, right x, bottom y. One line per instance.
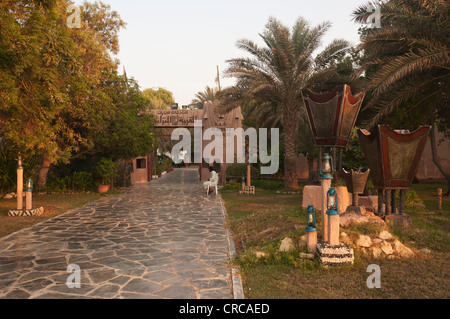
0, 192, 103, 238
221, 182, 450, 299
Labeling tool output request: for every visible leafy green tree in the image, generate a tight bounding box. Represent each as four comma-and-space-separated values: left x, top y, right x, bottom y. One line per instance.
142, 87, 175, 109
220, 17, 354, 189
85, 77, 157, 161
0, 0, 156, 188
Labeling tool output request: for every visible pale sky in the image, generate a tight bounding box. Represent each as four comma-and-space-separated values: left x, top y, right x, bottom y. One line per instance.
76, 0, 369, 106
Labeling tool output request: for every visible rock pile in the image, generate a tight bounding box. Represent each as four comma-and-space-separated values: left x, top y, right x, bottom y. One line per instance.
341, 230, 414, 259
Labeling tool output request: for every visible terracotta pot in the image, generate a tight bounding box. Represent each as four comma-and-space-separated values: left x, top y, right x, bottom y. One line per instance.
157, 172, 162, 177
98, 184, 110, 193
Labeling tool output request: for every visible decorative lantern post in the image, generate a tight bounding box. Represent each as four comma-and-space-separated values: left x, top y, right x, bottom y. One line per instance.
320, 153, 333, 242
8, 158, 44, 217
17, 156, 24, 210
25, 178, 33, 210
358, 125, 430, 218
302, 85, 365, 175
305, 205, 318, 253
341, 168, 370, 213
326, 187, 340, 246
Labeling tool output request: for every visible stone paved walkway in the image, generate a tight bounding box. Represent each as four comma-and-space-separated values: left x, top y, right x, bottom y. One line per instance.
0, 168, 235, 299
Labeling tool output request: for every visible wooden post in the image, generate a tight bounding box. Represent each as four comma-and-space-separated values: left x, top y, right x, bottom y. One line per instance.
306, 231, 318, 253
328, 214, 340, 246
338, 148, 343, 172
399, 189, 405, 215
378, 189, 384, 216
385, 190, 391, 215
437, 188, 442, 210
246, 163, 251, 187
391, 190, 396, 214
332, 147, 337, 179
318, 147, 322, 181
352, 193, 359, 207
25, 190, 32, 210
17, 158, 23, 211
321, 178, 331, 242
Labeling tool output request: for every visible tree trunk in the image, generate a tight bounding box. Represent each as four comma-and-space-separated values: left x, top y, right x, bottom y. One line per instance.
283, 111, 299, 190
430, 126, 450, 196
38, 156, 52, 189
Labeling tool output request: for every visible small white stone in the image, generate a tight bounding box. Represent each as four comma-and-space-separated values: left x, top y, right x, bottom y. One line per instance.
254, 251, 267, 258
279, 237, 295, 252
299, 253, 315, 259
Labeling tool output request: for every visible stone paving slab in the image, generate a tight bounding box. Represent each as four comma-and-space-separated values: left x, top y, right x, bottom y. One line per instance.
0, 168, 236, 299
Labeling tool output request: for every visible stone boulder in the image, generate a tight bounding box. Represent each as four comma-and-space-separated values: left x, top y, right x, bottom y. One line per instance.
378, 230, 393, 240
279, 237, 295, 252
339, 210, 386, 228
392, 239, 414, 258
356, 235, 372, 248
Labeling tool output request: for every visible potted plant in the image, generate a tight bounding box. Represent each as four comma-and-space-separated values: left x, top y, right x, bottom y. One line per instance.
156, 163, 163, 178
95, 158, 117, 193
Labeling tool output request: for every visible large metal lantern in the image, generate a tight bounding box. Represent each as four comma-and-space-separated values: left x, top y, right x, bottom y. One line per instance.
302, 84, 365, 149
341, 168, 370, 206
302, 84, 365, 173
358, 125, 431, 215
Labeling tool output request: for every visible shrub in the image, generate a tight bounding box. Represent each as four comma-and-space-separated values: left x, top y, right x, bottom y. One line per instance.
221, 183, 242, 191
71, 171, 94, 191
252, 180, 284, 191
396, 189, 424, 210
45, 171, 94, 192
226, 163, 258, 177
95, 158, 117, 185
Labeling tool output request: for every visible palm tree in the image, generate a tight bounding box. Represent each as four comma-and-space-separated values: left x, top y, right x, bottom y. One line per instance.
189, 86, 218, 109
353, 0, 450, 194
219, 17, 352, 189
353, 0, 449, 127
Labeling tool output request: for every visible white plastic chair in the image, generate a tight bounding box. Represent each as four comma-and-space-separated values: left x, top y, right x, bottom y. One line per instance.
206, 173, 219, 196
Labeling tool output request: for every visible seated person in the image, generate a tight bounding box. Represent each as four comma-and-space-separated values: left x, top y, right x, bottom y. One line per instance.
203, 166, 218, 194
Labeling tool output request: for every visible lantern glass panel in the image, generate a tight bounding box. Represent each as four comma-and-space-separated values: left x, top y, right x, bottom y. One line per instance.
306, 205, 316, 231
26, 179, 33, 191
328, 195, 335, 209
